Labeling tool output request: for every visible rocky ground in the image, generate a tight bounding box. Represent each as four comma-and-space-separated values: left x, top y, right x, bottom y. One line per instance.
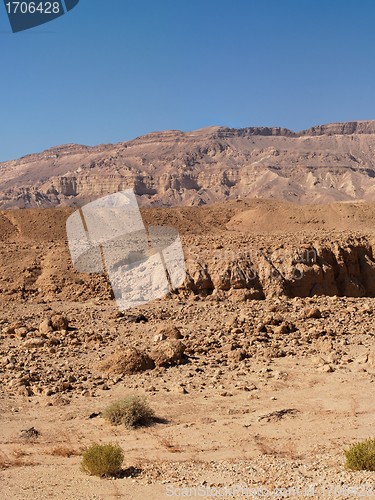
0, 200, 374, 499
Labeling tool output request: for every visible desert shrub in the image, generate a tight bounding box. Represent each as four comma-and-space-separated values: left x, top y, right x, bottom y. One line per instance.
344, 438, 375, 471
80, 443, 124, 477
102, 396, 155, 428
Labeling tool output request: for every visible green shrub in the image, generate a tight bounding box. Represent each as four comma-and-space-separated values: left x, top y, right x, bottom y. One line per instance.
344, 438, 375, 471
80, 443, 124, 477
102, 396, 155, 429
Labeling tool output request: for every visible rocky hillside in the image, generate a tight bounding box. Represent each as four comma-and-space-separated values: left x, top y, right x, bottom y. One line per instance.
0, 199, 374, 301
1, 121, 375, 208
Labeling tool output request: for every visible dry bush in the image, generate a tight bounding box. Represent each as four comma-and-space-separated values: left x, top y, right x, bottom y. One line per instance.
0, 451, 35, 469
253, 435, 302, 459
253, 434, 276, 455
345, 438, 375, 471
103, 396, 155, 429
159, 437, 182, 453
48, 446, 83, 458
81, 443, 124, 477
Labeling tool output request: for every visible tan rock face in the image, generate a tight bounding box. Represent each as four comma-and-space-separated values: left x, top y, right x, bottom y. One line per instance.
2, 121, 375, 208
184, 235, 375, 299
39, 319, 52, 334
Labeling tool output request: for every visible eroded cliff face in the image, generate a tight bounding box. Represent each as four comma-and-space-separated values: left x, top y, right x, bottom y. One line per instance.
301, 121, 375, 136
183, 236, 375, 299
1, 121, 375, 208
0, 203, 374, 302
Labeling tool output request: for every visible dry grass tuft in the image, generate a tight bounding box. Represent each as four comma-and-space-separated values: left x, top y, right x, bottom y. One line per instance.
0, 450, 36, 469
159, 437, 182, 453
48, 446, 83, 458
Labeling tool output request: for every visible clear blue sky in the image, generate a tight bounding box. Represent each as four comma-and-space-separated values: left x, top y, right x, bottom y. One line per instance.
1, 0, 375, 161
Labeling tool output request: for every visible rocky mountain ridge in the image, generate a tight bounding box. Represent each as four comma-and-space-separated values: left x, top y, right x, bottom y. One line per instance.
1, 120, 375, 208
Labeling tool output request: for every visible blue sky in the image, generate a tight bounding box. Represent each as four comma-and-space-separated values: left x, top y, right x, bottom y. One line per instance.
1, 0, 375, 161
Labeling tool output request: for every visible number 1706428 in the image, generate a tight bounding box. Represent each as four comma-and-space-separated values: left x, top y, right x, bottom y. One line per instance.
5, 2, 61, 14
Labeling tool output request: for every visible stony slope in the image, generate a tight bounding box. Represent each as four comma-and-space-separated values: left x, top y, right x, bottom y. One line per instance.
1, 121, 375, 208
0, 199, 374, 302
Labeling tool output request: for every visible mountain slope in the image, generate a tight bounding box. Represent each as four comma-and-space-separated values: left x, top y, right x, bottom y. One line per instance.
1, 121, 375, 208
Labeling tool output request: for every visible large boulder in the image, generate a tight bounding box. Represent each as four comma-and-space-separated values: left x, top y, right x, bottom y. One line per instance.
156, 323, 183, 340
150, 340, 187, 368
98, 347, 155, 375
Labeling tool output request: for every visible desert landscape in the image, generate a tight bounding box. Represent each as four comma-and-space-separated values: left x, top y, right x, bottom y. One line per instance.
0, 145, 374, 500
2, 0, 375, 497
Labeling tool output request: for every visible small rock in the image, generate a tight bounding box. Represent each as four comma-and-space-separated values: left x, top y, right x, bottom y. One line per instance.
127, 314, 148, 323
227, 349, 247, 362
319, 364, 334, 373
153, 333, 167, 343
156, 323, 183, 340
356, 353, 369, 364
39, 319, 52, 334
88, 412, 101, 419
303, 307, 322, 319
98, 347, 155, 375
24, 338, 45, 348
14, 327, 28, 338
146, 386, 157, 392
50, 314, 69, 331
172, 384, 188, 394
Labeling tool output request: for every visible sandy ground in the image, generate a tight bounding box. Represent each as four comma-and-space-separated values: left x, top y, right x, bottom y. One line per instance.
0, 296, 374, 499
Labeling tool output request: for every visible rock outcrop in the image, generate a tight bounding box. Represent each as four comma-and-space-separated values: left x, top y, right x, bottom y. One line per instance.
185, 237, 375, 299
0, 201, 374, 302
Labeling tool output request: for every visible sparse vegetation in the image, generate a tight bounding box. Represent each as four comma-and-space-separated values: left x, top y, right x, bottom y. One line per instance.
344, 438, 375, 471
20, 427, 40, 441
102, 396, 155, 429
80, 443, 124, 477
49, 446, 83, 458
159, 437, 182, 453
0, 451, 35, 469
